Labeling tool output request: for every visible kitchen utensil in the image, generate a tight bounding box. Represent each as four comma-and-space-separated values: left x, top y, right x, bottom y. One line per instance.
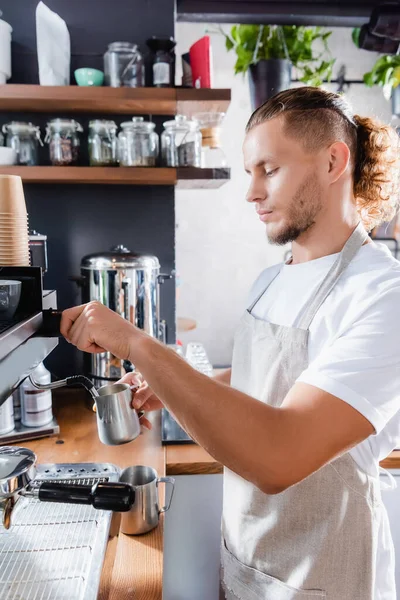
74, 67, 104, 86
0, 446, 136, 530
193, 111, 227, 168
73, 245, 172, 383
27, 354, 142, 445
0, 461, 120, 600
0, 279, 21, 320
119, 465, 175, 534
94, 382, 141, 445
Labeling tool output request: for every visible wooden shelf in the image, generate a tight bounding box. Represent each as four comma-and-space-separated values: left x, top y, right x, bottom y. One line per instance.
0, 85, 231, 116
177, 167, 231, 189
0, 166, 231, 188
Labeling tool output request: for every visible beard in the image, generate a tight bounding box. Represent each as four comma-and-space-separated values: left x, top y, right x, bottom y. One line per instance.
267, 172, 323, 246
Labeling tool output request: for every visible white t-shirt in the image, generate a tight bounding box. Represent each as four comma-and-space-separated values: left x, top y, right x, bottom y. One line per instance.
248, 240, 400, 478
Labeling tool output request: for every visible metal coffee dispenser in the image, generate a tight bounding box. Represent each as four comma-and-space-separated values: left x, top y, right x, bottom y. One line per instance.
74, 245, 171, 384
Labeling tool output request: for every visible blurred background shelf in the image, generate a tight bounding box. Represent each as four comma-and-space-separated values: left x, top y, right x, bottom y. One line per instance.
0, 85, 231, 116
0, 166, 231, 188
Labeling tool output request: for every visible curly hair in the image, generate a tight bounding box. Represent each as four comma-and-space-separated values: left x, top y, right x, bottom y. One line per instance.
246, 87, 400, 232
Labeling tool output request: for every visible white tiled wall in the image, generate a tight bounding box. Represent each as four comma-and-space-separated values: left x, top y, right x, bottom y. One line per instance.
174, 24, 395, 366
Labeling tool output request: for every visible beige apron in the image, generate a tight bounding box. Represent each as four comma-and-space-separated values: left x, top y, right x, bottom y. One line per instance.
221, 223, 386, 600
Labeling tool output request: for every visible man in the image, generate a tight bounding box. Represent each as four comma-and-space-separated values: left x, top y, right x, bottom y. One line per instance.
61, 87, 400, 599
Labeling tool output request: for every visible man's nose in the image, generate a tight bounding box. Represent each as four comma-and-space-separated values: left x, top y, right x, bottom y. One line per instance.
246, 179, 267, 204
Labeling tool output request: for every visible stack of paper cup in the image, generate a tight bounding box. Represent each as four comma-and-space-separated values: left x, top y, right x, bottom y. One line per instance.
0, 175, 30, 266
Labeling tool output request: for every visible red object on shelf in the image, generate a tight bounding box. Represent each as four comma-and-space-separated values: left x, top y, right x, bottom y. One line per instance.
189, 35, 212, 89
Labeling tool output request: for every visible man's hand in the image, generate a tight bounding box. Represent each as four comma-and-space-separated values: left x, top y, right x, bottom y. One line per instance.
116, 372, 154, 431
61, 301, 141, 360
130, 372, 165, 413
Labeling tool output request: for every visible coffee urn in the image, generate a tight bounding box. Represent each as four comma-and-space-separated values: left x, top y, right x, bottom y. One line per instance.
75, 245, 171, 384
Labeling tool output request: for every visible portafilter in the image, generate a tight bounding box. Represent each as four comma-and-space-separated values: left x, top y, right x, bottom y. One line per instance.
0, 446, 136, 530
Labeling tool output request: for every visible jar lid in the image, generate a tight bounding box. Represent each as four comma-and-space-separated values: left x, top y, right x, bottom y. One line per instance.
89, 119, 117, 133
120, 117, 156, 132
81, 245, 160, 270
46, 118, 83, 132
3, 121, 40, 134
107, 41, 140, 53
162, 114, 198, 131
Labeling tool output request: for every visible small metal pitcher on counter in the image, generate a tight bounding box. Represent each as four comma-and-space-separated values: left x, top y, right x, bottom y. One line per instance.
119, 465, 175, 535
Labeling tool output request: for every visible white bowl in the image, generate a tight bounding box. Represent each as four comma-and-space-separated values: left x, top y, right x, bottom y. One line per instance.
0, 147, 16, 166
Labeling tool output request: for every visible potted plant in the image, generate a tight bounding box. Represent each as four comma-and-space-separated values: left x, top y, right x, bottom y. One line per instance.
223, 24, 335, 109
352, 28, 400, 116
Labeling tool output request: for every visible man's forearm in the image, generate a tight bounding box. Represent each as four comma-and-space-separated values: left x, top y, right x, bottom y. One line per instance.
129, 334, 285, 494
213, 368, 231, 386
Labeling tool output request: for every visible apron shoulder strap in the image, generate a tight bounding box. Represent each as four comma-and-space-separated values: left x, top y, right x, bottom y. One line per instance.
248, 265, 282, 314
297, 222, 369, 330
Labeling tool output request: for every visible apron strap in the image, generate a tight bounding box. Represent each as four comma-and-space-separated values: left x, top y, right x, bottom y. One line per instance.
297, 222, 369, 330
248, 267, 282, 314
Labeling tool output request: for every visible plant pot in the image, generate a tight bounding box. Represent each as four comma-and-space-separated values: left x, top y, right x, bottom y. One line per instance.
249, 59, 292, 111
391, 85, 400, 118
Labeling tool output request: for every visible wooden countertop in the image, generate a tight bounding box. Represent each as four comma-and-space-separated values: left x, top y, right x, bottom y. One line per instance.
14, 390, 166, 600
10, 389, 400, 599
165, 443, 400, 475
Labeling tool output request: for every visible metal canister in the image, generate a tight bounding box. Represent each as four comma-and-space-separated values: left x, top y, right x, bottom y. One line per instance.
20, 363, 53, 428
77, 245, 169, 383
0, 394, 14, 435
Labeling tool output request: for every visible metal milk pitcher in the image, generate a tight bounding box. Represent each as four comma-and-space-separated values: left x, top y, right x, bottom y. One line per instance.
28, 375, 141, 446
94, 382, 141, 445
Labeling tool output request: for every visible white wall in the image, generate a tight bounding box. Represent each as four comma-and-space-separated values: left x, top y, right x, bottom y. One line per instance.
174, 24, 395, 367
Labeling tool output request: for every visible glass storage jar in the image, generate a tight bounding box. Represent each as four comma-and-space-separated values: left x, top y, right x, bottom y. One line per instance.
88, 120, 118, 166
161, 115, 201, 167
45, 118, 83, 166
104, 42, 145, 88
2, 121, 42, 166
118, 117, 159, 167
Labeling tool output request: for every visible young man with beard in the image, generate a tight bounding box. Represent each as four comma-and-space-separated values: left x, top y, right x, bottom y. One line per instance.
61, 87, 400, 600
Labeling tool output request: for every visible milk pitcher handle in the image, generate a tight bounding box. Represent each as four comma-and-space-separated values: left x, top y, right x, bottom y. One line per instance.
157, 476, 175, 514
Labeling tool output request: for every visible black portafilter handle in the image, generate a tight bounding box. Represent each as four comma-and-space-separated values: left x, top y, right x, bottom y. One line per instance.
37, 481, 135, 512
39, 309, 63, 337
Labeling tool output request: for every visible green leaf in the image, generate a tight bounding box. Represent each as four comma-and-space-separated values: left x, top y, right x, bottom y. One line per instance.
225, 36, 234, 51
230, 25, 239, 43
352, 28, 361, 47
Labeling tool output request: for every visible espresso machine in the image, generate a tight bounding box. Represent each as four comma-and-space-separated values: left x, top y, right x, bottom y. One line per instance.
72, 245, 172, 385
0, 266, 61, 442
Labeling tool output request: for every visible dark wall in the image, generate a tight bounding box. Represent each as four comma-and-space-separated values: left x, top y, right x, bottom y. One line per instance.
1, 0, 176, 378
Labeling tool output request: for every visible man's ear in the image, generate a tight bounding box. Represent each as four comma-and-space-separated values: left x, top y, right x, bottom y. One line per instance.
327, 141, 351, 183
